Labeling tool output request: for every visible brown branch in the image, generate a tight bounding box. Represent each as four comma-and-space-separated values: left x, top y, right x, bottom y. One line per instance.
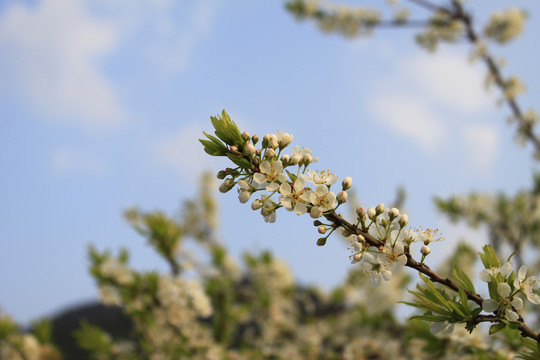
405, 0, 449, 13
324, 209, 540, 341
450, 0, 540, 154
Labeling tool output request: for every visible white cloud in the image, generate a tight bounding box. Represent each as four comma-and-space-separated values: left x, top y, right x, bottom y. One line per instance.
366, 48, 500, 173
154, 125, 218, 182
51, 147, 108, 176
401, 49, 494, 113
369, 92, 447, 153
0, 0, 123, 128
462, 123, 500, 175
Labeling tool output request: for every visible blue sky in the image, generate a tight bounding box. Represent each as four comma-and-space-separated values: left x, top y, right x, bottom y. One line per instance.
1, 0, 539, 324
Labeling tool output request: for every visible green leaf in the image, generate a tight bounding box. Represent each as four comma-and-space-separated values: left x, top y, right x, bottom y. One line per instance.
479, 245, 501, 269
410, 315, 448, 322
508, 321, 521, 329
457, 287, 471, 315
452, 266, 476, 294
286, 169, 297, 182
226, 154, 251, 168
200, 139, 227, 156
489, 322, 506, 335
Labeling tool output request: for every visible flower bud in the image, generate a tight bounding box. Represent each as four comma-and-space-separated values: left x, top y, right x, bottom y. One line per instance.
376, 203, 385, 215
230, 146, 238, 153
277, 131, 293, 148
245, 144, 255, 156
266, 148, 277, 159
252, 135, 259, 145
353, 253, 363, 262
389, 207, 400, 220
318, 226, 327, 234
317, 238, 327, 246
342, 176, 352, 190
290, 154, 301, 165
261, 206, 273, 217
251, 200, 264, 210
421, 245, 431, 256
238, 191, 251, 204
313, 220, 323, 226
367, 206, 376, 220
255, 149, 261, 156
303, 153, 312, 165
241, 131, 250, 142
219, 179, 234, 193
337, 191, 347, 204
356, 234, 365, 243
356, 206, 366, 219
399, 214, 408, 228
281, 154, 290, 165
216, 170, 227, 180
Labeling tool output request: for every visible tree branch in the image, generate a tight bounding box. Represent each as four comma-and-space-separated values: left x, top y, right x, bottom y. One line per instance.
324, 209, 540, 341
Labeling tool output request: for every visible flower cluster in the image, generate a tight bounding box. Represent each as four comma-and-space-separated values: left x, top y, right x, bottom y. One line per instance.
483, 7, 526, 44
201, 111, 346, 224
478, 247, 540, 323
286, 0, 381, 38
201, 113, 446, 287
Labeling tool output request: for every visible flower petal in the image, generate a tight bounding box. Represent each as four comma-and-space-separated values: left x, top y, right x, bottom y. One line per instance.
482, 299, 499, 312
294, 203, 307, 215
497, 283, 511, 298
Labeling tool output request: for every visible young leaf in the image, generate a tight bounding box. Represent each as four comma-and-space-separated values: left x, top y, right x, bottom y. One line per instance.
489, 322, 506, 335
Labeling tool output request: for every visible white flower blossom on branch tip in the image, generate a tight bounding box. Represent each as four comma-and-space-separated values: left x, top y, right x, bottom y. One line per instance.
478, 261, 513, 282
360, 252, 393, 286
382, 242, 407, 267
309, 184, 336, 218
279, 177, 311, 215
514, 265, 540, 304
303, 169, 338, 185
292, 145, 318, 163
253, 160, 287, 191
482, 282, 522, 321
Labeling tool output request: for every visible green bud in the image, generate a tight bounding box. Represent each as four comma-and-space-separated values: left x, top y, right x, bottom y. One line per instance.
317, 238, 327, 246
217, 170, 227, 179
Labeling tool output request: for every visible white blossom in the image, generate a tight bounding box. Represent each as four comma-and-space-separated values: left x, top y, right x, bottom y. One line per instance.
276, 130, 293, 148
292, 145, 318, 163
253, 160, 287, 191
482, 282, 523, 321
279, 177, 311, 215
309, 184, 337, 217
478, 262, 513, 282
514, 265, 540, 304
360, 252, 393, 286
382, 242, 407, 267
237, 179, 252, 204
